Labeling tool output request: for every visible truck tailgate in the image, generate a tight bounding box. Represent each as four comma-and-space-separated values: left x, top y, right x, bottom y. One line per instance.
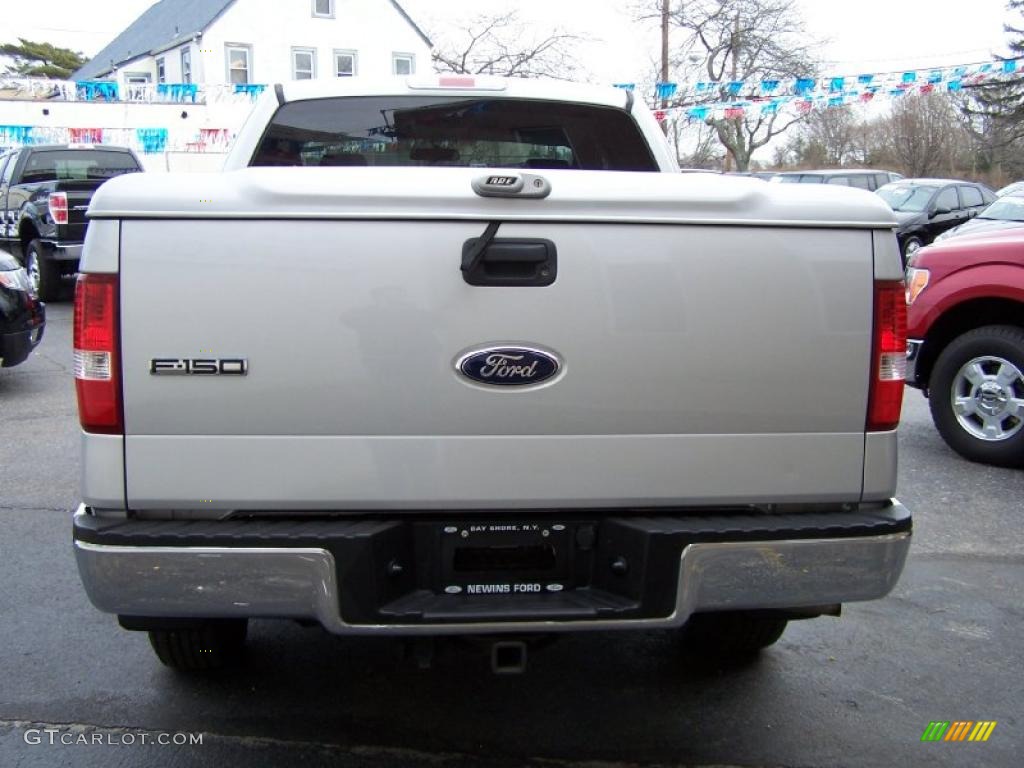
109, 169, 883, 510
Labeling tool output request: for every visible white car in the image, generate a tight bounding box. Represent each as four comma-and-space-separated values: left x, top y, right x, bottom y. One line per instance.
996, 181, 1024, 197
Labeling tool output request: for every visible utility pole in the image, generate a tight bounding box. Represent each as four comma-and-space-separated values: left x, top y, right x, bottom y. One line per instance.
660, 0, 670, 135
724, 11, 740, 171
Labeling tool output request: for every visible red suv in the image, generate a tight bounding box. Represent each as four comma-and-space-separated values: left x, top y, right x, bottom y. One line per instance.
905, 230, 1024, 466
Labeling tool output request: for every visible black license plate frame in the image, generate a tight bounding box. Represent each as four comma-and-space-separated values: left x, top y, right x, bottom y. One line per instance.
437, 521, 572, 596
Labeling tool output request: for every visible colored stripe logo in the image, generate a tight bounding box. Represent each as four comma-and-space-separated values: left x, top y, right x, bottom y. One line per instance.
921, 721, 997, 742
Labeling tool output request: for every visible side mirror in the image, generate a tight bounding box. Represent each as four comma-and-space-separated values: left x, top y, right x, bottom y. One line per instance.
931, 206, 951, 217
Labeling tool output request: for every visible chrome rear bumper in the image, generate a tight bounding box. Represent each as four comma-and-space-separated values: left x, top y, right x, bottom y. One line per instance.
73, 504, 911, 635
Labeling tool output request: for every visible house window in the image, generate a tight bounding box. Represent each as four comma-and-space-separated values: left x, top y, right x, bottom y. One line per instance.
292, 48, 316, 80
227, 44, 252, 84
392, 53, 415, 76
156, 58, 166, 84
312, 0, 334, 17
334, 50, 357, 77
180, 47, 192, 84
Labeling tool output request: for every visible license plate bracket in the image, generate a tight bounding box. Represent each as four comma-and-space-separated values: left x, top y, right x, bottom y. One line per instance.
437, 521, 572, 596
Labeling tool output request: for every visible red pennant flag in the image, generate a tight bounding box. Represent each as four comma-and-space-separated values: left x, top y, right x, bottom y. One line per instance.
860, 92, 875, 103
725, 107, 744, 119
920, 84, 934, 94
69, 128, 103, 143
654, 110, 667, 122
200, 128, 230, 144
797, 100, 813, 113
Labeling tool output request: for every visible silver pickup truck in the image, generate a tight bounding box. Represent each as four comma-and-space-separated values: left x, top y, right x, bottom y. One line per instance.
72, 77, 911, 673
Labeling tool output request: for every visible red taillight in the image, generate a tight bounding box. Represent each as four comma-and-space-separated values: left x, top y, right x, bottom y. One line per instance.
48, 192, 69, 225
867, 280, 907, 431
74, 274, 123, 434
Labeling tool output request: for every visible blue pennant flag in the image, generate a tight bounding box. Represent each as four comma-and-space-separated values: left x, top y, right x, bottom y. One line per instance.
928, 70, 943, 84
0, 125, 33, 145
857, 74, 874, 85
612, 83, 635, 91
234, 83, 267, 97
829, 77, 845, 93
947, 80, 963, 92
902, 71, 917, 84
654, 82, 678, 100
687, 105, 710, 120
136, 128, 168, 154
760, 101, 779, 115
760, 79, 780, 94
1003, 59, 1018, 73
828, 96, 845, 107
726, 80, 744, 95
76, 80, 119, 101
157, 83, 199, 102
794, 78, 816, 95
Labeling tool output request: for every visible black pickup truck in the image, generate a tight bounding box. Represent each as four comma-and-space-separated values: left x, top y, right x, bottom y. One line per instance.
0, 145, 142, 300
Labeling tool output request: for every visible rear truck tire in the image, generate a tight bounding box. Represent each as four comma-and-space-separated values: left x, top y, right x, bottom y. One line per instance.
23, 239, 61, 302
147, 619, 248, 672
928, 325, 1024, 468
679, 611, 788, 658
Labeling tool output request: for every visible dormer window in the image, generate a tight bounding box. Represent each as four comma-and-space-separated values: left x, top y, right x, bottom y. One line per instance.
312, 0, 334, 17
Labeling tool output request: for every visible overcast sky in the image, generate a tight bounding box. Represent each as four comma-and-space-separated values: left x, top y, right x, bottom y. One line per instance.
2, 0, 1016, 83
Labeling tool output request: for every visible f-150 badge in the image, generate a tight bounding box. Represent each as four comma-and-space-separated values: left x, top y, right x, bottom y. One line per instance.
150, 358, 248, 375
456, 346, 559, 387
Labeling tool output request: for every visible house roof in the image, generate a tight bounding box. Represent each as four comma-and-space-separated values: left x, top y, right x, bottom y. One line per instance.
73, 0, 432, 81
73, 0, 235, 80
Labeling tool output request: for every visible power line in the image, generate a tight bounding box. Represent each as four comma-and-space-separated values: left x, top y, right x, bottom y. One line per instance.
820, 49, 1005, 68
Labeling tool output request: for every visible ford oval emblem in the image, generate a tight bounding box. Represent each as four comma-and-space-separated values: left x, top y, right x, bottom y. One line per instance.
457, 346, 561, 387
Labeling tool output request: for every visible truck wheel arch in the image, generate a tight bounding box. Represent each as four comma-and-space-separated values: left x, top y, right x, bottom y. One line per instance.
918, 297, 1024, 392
18, 220, 40, 254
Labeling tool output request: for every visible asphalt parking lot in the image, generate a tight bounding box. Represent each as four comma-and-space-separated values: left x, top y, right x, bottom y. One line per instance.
1, 303, 1021, 768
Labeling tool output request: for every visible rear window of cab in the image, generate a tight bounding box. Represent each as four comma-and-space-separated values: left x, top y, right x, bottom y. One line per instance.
251, 96, 659, 172
19, 150, 141, 184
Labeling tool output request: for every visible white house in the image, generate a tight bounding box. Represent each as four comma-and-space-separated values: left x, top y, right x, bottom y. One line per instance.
73, 0, 433, 87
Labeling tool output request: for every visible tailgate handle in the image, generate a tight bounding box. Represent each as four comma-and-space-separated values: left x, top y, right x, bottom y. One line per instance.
461, 237, 557, 287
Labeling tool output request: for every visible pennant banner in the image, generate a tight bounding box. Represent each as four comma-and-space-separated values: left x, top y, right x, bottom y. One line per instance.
0, 78, 269, 104
0, 124, 232, 155
636, 56, 1023, 123
625, 56, 1023, 122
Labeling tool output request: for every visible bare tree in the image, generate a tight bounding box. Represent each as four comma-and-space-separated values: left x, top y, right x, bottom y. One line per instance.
785, 106, 863, 166
664, 0, 820, 171
430, 12, 580, 79
670, 117, 722, 167
883, 93, 966, 177
806, 106, 859, 166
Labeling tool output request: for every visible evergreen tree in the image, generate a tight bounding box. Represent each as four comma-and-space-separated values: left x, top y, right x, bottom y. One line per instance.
960, 1, 1024, 177
0, 39, 87, 79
